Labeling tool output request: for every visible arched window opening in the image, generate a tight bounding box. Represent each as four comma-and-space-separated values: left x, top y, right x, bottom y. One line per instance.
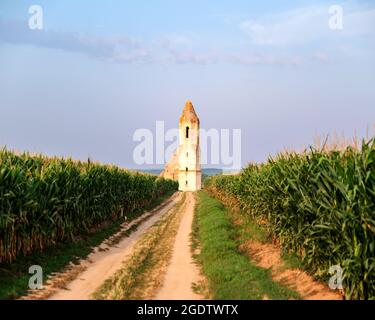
186, 126, 189, 139
186, 167, 188, 172
185, 180, 188, 185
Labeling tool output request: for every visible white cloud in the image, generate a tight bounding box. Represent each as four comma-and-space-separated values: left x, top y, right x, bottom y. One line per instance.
227, 52, 303, 66
5, 11, 365, 67
313, 51, 329, 62
156, 34, 303, 66
156, 35, 193, 48
344, 8, 375, 36
240, 5, 375, 46
156, 34, 219, 65
0, 20, 151, 63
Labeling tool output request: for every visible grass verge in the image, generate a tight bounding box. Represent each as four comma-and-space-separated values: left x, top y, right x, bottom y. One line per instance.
223, 200, 305, 271
0, 191, 175, 300
194, 191, 300, 300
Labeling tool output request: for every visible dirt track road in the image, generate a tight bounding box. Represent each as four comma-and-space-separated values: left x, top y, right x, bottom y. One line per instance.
49, 193, 182, 300
47, 191, 202, 300
155, 192, 203, 300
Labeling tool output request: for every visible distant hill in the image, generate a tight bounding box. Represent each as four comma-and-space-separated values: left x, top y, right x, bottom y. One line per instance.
201, 168, 223, 176
138, 168, 164, 176
138, 168, 224, 176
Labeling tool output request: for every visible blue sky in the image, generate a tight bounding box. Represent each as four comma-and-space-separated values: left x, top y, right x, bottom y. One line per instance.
0, 0, 374, 168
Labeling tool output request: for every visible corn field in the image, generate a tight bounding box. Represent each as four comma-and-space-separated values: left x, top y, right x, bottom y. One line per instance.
205, 138, 375, 300
0, 148, 178, 264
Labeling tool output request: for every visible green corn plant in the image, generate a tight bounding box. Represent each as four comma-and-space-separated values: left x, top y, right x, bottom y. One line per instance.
205, 137, 375, 300
0, 148, 178, 264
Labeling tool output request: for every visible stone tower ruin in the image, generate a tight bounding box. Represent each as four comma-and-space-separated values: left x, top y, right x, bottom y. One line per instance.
160, 100, 202, 191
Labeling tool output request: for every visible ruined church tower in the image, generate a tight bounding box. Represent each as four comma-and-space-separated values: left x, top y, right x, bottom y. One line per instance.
178, 101, 201, 191
159, 100, 202, 191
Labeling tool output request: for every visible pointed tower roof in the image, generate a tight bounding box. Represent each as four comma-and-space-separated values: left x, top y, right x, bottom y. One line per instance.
179, 100, 199, 125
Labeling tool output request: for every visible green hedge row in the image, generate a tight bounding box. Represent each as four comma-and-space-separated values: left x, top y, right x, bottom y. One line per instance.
0, 149, 178, 263
205, 138, 375, 299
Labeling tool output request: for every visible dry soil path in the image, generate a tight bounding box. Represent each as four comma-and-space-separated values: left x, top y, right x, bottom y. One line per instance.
155, 192, 203, 300
48, 191, 203, 300
48, 193, 182, 300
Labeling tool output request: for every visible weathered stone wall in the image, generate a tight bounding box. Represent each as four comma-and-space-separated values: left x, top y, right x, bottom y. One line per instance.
159, 148, 179, 181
